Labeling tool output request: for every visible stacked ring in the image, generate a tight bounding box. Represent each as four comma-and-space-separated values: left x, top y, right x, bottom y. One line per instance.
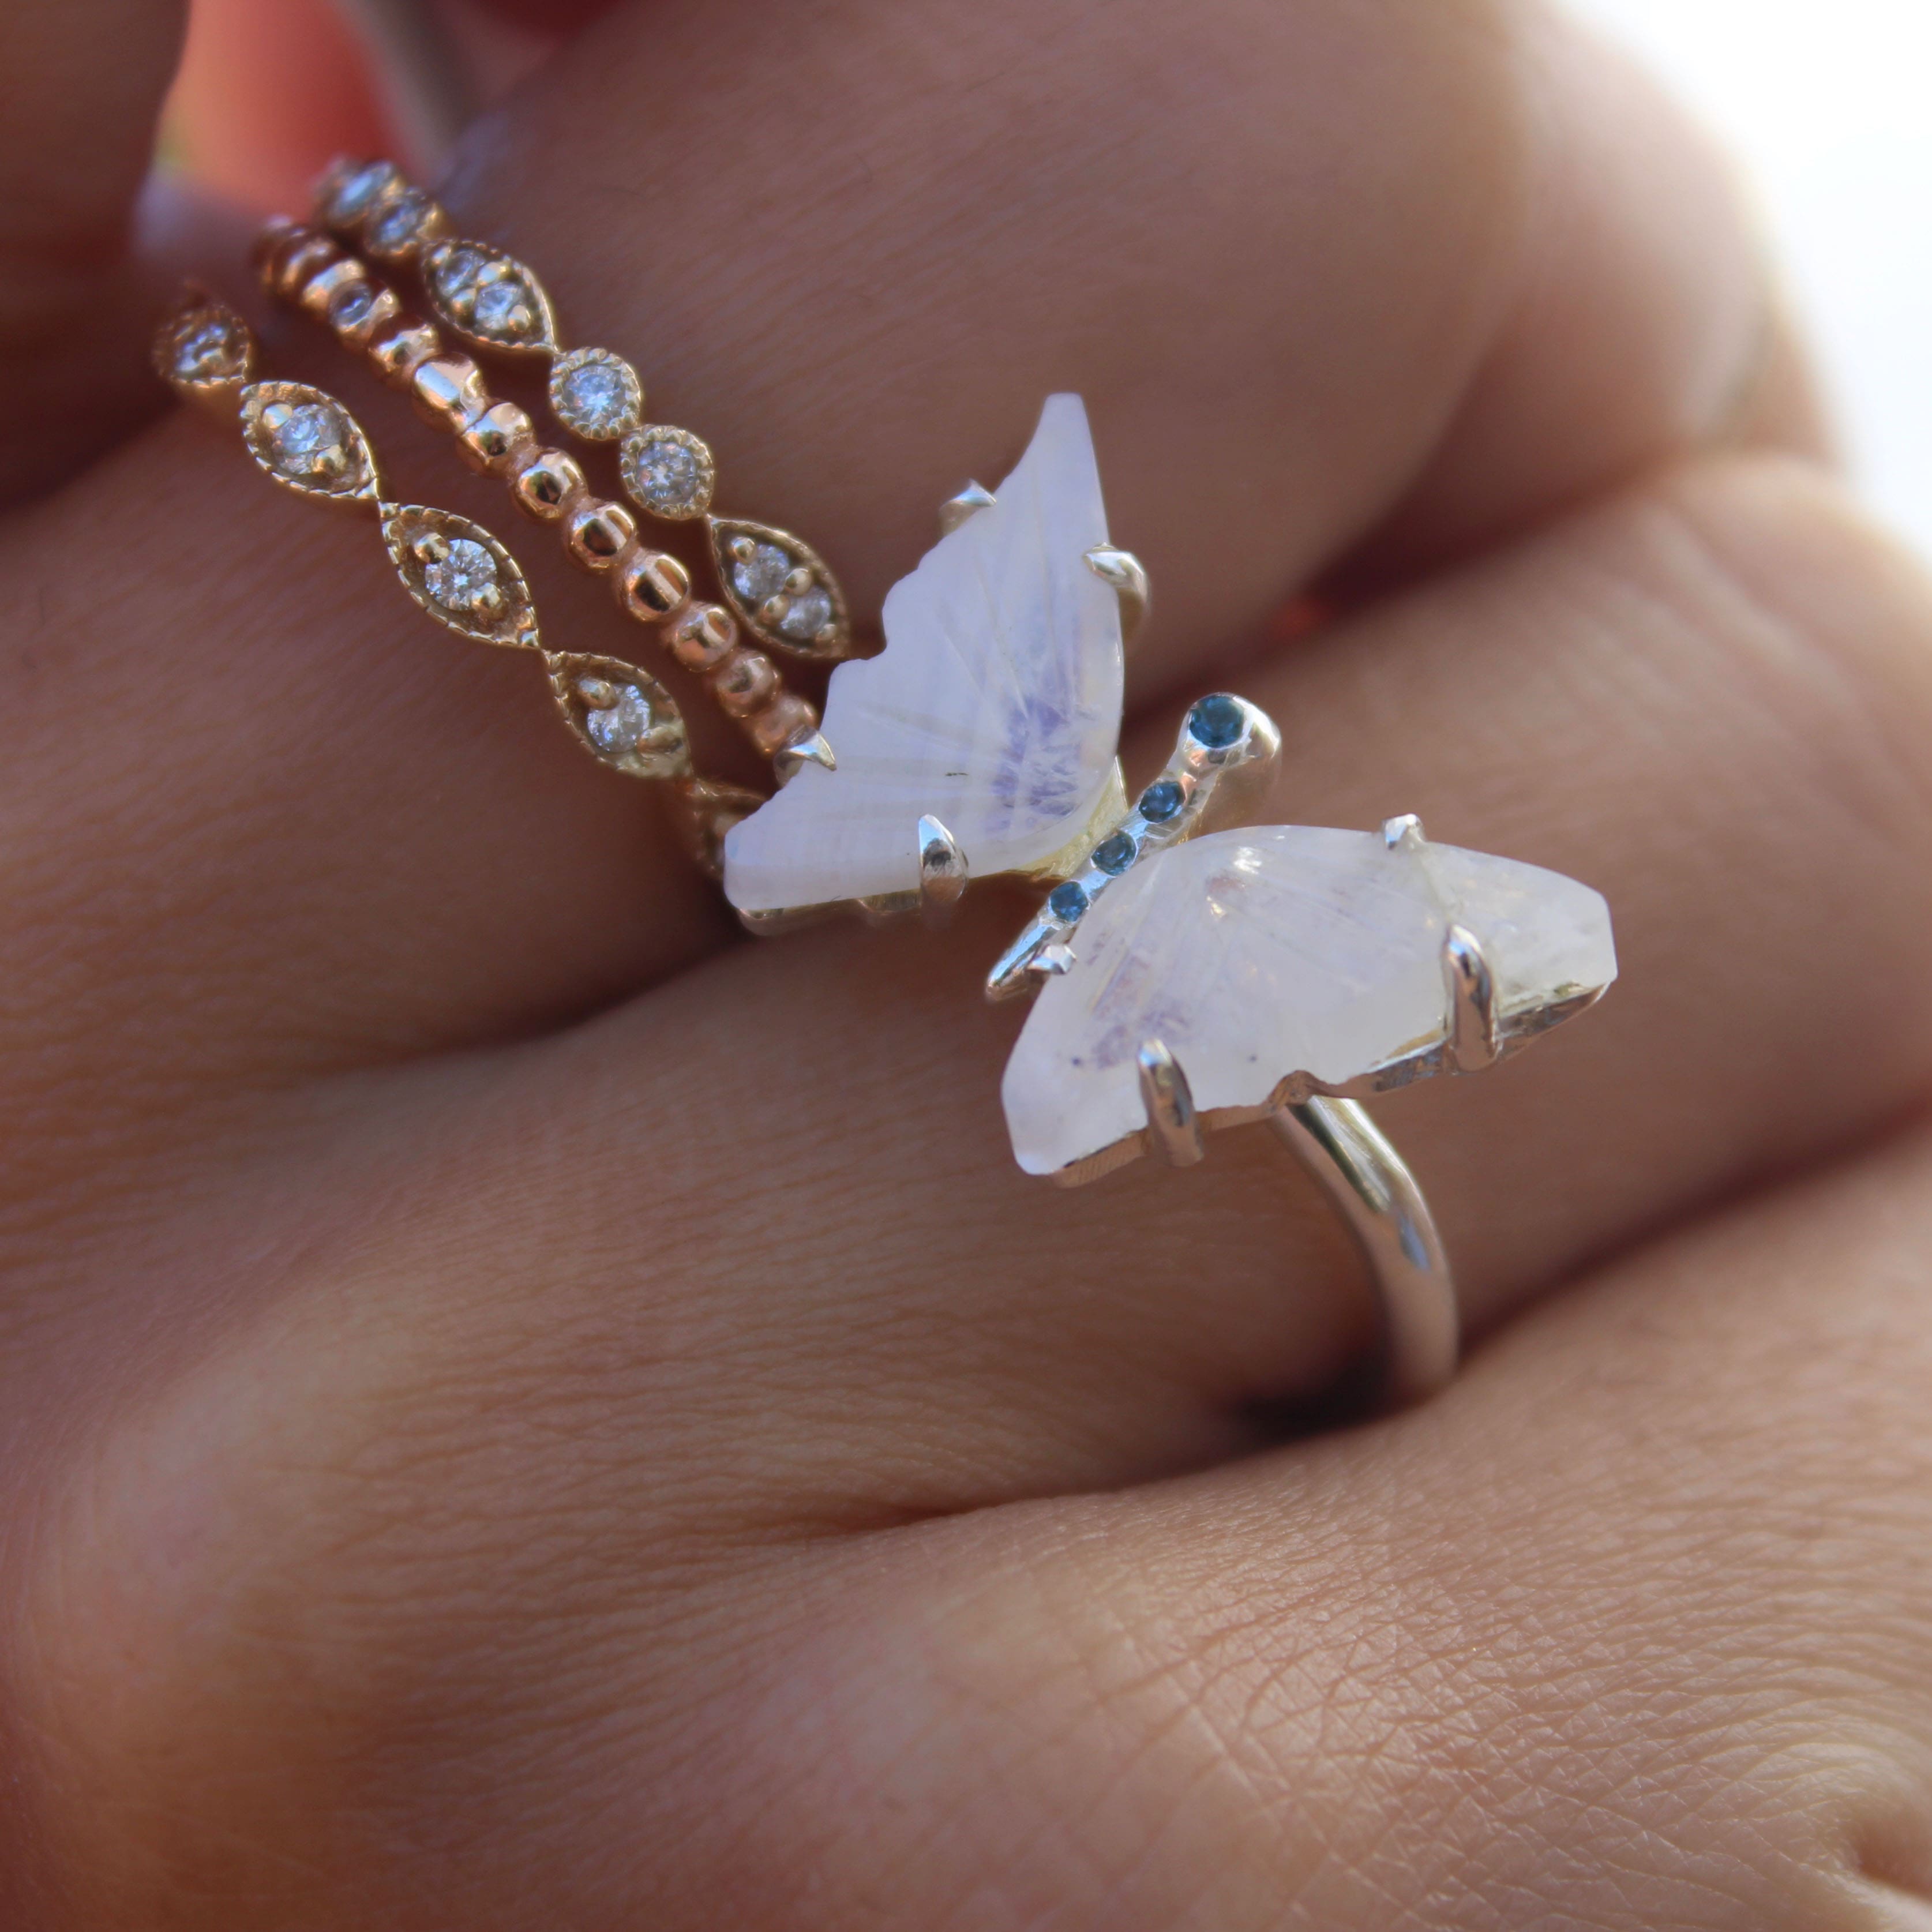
246, 156, 847, 787
152, 290, 760, 875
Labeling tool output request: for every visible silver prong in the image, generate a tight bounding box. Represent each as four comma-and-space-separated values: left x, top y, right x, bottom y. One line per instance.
917, 815, 969, 915
1442, 923, 1499, 1072
1085, 545, 1150, 644
736, 903, 837, 937
939, 481, 996, 537
1138, 1040, 1206, 1168
1383, 813, 1425, 852
985, 933, 1075, 1001
773, 730, 836, 786
986, 932, 1044, 1000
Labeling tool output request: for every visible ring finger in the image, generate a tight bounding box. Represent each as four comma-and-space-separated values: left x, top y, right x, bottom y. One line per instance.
97, 444, 1932, 1550
0, 0, 1808, 1191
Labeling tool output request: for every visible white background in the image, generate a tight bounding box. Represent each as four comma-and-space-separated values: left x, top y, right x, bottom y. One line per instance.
1571, 0, 1932, 557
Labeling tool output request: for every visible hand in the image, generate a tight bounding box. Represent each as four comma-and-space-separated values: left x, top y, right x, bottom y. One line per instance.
5, 2, 1931, 1926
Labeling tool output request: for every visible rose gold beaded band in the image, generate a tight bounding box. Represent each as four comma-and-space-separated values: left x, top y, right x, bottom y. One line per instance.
153, 290, 762, 877
247, 156, 845, 787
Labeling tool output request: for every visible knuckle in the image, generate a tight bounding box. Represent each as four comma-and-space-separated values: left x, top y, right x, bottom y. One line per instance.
767, 1489, 1932, 1931
1, 1295, 578, 1920
1631, 453, 1932, 845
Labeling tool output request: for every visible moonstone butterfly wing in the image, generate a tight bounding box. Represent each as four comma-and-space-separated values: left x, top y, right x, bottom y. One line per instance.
721, 394, 1125, 915
1001, 823, 1618, 1180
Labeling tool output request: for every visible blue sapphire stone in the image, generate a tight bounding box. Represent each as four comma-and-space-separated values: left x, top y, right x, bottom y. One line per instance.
1138, 779, 1184, 823
1188, 693, 1246, 749
1048, 881, 1090, 922
1092, 831, 1138, 875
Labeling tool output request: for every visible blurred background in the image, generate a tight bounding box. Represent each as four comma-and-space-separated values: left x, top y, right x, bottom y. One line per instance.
1573, 0, 1932, 556
162, 0, 1932, 559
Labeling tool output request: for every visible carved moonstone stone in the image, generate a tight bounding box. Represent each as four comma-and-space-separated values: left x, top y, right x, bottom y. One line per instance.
722, 393, 1123, 913
1001, 826, 1618, 1177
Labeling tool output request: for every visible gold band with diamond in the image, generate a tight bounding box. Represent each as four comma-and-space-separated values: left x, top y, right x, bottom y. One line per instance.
248, 211, 827, 785
253, 158, 843, 786
313, 158, 850, 662
152, 290, 762, 877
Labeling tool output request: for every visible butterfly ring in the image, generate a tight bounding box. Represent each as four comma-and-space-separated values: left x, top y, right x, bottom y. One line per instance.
722, 397, 1618, 1408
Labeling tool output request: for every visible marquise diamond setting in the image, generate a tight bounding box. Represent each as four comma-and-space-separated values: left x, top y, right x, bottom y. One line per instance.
240, 381, 377, 502
154, 299, 254, 394
581, 680, 657, 756
267, 402, 348, 477
172, 316, 246, 382
710, 520, 849, 659
382, 508, 536, 648
420, 239, 556, 352
547, 655, 690, 780
321, 159, 400, 228
365, 187, 437, 259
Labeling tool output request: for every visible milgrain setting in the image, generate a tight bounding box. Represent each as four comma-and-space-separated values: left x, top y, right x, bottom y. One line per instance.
253, 182, 831, 785
154, 292, 762, 875
288, 157, 848, 767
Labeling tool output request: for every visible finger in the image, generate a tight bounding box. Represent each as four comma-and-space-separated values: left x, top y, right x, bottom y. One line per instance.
20, 757, 1932, 1929
1338, 5, 1836, 584
436, 0, 1810, 693
460, 0, 618, 35
207, 449, 1932, 1523
25, 449, 1927, 1537
0, 0, 1809, 1146
0, 413, 734, 1212
716, 1121, 1932, 1931
0, 0, 188, 496
166, 0, 393, 213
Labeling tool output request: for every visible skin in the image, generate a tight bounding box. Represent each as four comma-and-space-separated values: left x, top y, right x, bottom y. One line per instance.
2, 0, 1931, 1925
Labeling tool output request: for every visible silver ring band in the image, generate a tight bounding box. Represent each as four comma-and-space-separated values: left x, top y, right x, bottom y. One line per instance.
1269, 1098, 1458, 1408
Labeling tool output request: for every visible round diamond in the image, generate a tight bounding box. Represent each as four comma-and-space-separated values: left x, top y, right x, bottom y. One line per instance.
367, 187, 433, 254
327, 160, 396, 225
1188, 693, 1246, 749
553, 354, 639, 439
171, 316, 243, 382
473, 277, 535, 337
1048, 881, 1090, 923
622, 433, 709, 514
270, 402, 347, 475
433, 246, 486, 305
1138, 779, 1184, 823
731, 542, 793, 606
776, 583, 834, 644
583, 682, 656, 757
1092, 831, 1138, 875
423, 537, 498, 612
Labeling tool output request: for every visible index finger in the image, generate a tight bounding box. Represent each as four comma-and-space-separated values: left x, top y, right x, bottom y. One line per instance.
425, 0, 1818, 697
0, 0, 1820, 1144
